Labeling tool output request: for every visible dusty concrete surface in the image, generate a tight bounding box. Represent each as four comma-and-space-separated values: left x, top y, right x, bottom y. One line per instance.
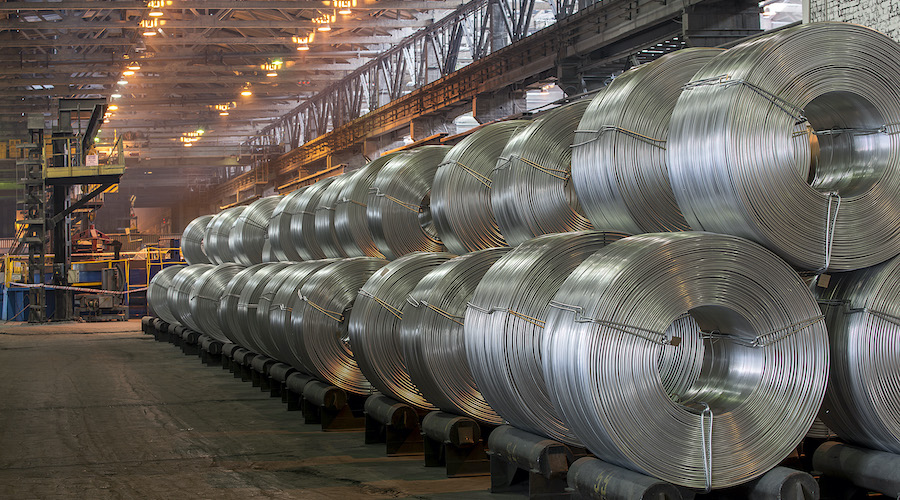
0, 320, 511, 499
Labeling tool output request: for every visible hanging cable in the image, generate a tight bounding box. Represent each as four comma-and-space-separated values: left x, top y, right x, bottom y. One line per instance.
493, 101, 594, 246
542, 232, 829, 489
334, 153, 399, 258
181, 215, 213, 265
349, 251, 455, 409
571, 48, 721, 234
400, 248, 511, 424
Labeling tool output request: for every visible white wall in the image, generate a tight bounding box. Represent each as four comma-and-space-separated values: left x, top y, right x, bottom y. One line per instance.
807, 0, 900, 41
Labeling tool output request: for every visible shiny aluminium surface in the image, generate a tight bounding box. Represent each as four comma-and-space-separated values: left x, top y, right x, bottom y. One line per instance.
218, 263, 287, 352
314, 174, 356, 259
229, 196, 281, 266
291, 177, 336, 261
147, 264, 186, 326
333, 153, 399, 259
203, 206, 246, 265
166, 264, 214, 333
188, 263, 246, 343
268, 187, 309, 262
180, 215, 213, 265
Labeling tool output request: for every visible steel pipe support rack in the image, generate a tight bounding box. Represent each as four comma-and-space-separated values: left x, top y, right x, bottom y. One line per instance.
567, 457, 686, 500
180, 327, 201, 356
267, 362, 297, 399
813, 441, 900, 499
302, 380, 366, 431
421, 411, 492, 477
199, 335, 224, 366
487, 425, 587, 499
364, 394, 426, 456
220, 343, 241, 370
286, 372, 317, 412
249, 354, 276, 391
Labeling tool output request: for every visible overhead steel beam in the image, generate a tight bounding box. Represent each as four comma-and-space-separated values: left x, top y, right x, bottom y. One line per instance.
0, 35, 405, 47
0, 1, 459, 11
0, 61, 367, 76
0, 51, 379, 68
0, 18, 429, 30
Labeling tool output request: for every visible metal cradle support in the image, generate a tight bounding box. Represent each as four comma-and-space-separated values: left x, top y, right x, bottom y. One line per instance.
267, 362, 296, 399
814, 441, 900, 499
302, 380, 366, 431
487, 425, 584, 499
249, 355, 276, 391
421, 411, 492, 477
364, 394, 425, 456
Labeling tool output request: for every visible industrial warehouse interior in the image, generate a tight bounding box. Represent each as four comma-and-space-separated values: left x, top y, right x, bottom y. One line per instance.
2, 0, 900, 499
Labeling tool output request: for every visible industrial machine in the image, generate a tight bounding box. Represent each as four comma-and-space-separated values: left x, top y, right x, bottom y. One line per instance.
74, 267, 126, 322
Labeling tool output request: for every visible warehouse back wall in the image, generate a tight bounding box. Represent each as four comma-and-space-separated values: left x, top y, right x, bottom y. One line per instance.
807, 0, 900, 40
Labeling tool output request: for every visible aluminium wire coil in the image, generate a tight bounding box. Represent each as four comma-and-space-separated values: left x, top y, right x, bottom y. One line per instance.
367, 146, 451, 260
229, 196, 281, 266
166, 264, 214, 333
400, 248, 510, 424
218, 263, 289, 350
493, 101, 593, 246
180, 215, 213, 265
290, 177, 336, 260
314, 174, 356, 258
188, 263, 245, 342
432, 121, 529, 254
571, 48, 721, 234
269, 187, 308, 262
817, 254, 900, 453
667, 22, 900, 272
204, 206, 246, 265
465, 231, 628, 444
256, 260, 335, 364
349, 251, 456, 409
147, 264, 185, 325
333, 153, 398, 258
542, 232, 829, 489
286, 257, 389, 394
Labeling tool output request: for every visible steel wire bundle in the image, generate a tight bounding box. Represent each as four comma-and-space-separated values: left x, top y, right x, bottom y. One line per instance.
493, 101, 593, 246
542, 232, 829, 489
290, 178, 336, 260
286, 257, 388, 394
218, 263, 288, 350
349, 251, 455, 409
334, 153, 398, 258
667, 22, 900, 271
465, 231, 628, 444
269, 187, 308, 262
432, 121, 529, 254
229, 196, 281, 266
400, 248, 510, 424
148, 264, 186, 325
188, 263, 245, 342
258, 260, 335, 365
571, 48, 721, 234
204, 206, 246, 264
181, 215, 213, 265
166, 264, 214, 332
817, 254, 900, 453
314, 174, 355, 258
367, 146, 451, 260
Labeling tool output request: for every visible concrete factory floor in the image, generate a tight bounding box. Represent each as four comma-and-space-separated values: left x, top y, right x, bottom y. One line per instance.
0, 320, 509, 499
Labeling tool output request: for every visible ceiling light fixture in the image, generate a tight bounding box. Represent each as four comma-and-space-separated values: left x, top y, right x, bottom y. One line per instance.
117, 79, 128, 85
336, 0, 355, 15
111, 93, 122, 98
313, 12, 335, 32
122, 70, 135, 76
240, 84, 253, 96
219, 111, 229, 116
108, 104, 119, 111
147, 0, 164, 16
126, 62, 141, 71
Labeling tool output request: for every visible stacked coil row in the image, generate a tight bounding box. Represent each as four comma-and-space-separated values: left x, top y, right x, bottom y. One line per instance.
154, 22, 900, 491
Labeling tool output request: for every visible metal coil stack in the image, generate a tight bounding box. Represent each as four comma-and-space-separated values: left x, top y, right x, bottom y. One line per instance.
349, 252, 455, 409
218, 263, 288, 350
204, 206, 246, 264
291, 178, 336, 260
572, 48, 721, 234
314, 175, 355, 258
188, 263, 245, 342
668, 22, 900, 271
148, 264, 185, 325
268, 187, 308, 262
229, 196, 281, 266
367, 146, 451, 260
167, 264, 214, 332
287, 257, 388, 394
180, 215, 213, 265
432, 120, 528, 254
492, 101, 593, 246
400, 248, 510, 424
465, 231, 628, 444
818, 254, 900, 453
334, 154, 398, 258
543, 232, 829, 489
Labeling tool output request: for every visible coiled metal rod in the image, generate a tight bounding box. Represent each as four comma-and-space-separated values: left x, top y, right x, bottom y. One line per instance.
543, 232, 829, 489
204, 206, 246, 264
315, 174, 355, 258
465, 231, 628, 444
367, 146, 451, 260
166, 264, 214, 332
349, 251, 455, 409
818, 254, 900, 453
229, 196, 281, 266
400, 248, 510, 424
572, 48, 721, 234
334, 153, 398, 258
148, 264, 185, 325
668, 22, 900, 271
181, 215, 213, 265
432, 121, 529, 254
287, 257, 388, 394
218, 263, 288, 350
291, 177, 336, 260
189, 263, 245, 342
493, 101, 593, 246
269, 187, 309, 262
